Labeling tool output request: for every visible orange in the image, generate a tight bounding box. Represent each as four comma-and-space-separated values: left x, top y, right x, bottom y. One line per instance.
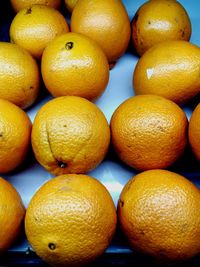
189, 103, 200, 161
0, 42, 39, 109
70, 0, 131, 64
64, 0, 78, 12
10, 0, 61, 12
133, 41, 200, 105
41, 32, 109, 100
0, 99, 32, 173
31, 96, 110, 175
0, 177, 25, 252
110, 95, 187, 171
25, 174, 117, 266
131, 0, 191, 56
10, 5, 69, 59
118, 169, 200, 262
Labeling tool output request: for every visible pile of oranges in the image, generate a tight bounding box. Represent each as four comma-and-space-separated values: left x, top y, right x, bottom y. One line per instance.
0, 0, 200, 266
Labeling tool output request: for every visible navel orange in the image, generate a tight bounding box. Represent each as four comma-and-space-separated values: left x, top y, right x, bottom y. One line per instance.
0, 177, 25, 252
70, 0, 131, 65
31, 96, 110, 175
25, 174, 117, 266
0, 99, 32, 173
110, 95, 188, 171
133, 41, 200, 105
118, 169, 200, 262
10, 5, 69, 59
131, 0, 191, 56
0, 42, 39, 109
41, 32, 109, 100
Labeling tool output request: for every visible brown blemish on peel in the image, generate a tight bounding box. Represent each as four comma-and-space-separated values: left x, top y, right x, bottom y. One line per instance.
58, 162, 67, 168
25, 8, 32, 15
48, 243, 56, 250
65, 42, 74, 50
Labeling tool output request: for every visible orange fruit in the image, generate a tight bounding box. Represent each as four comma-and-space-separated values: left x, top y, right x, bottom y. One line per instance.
10, 5, 69, 59
133, 41, 200, 105
70, 0, 131, 64
189, 103, 200, 161
110, 95, 188, 171
0, 42, 39, 109
131, 0, 191, 56
0, 177, 25, 252
0, 99, 32, 173
31, 96, 110, 175
41, 32, 109, 100
10, 0, 61, 12
118, 169, 200, 262
64, 0, 78, 12
25, 174, 117, 266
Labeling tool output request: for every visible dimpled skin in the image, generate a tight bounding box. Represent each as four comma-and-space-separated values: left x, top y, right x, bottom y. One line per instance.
110, 95, 188, 171
31, 96, 110, 175
131, 0, 191, 56
118, 169, 200, 261
0, 42, 39, 109
70, 0, 131, 64
10, 5, 69, 59
189, 103, 200, 161
25, 174, 117, 266
10, 0, 61, 12
133, 41, 200, 105
0, 177, 25, 251
41, 32, 109, 100
0, 99, 32, 173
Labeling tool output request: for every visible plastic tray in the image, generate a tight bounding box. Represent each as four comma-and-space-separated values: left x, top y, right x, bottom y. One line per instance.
0, 0, 200, 266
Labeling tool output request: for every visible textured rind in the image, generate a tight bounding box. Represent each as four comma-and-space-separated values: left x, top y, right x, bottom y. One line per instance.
31, 96, 110, 175
25, 174, 117, 266
118, 169, 200, 261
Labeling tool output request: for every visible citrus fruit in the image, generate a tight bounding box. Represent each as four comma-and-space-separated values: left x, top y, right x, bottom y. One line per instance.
0, 177, 25, 252
189, 103, 200, 161
0, 99, 32, 173
131, 0, 191, 56
25, 174, 117, 266
0, 42, 39, 109
110, 95, 188, 171
133, 40, 200, 105
41, 32, 109, 100
118, 169, 200, 261
10, 5, 69, 59
70, 0, 131, 64
10, 0, 61, 12
64, 0, 77, 12
31, 96, 110, 175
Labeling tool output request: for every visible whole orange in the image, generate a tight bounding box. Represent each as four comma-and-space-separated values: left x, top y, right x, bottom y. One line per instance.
0, 42, 40, 109
110, 95, 188, 171
25, 174, 117, 266
0, 177, 25, 252
131, 0, 191, 56
189, 103, 200, 161
31, 96, 110, 175
133, 41, 200, 105
10, 5, 69, 59
10, 0, 61, 12
118, 169, 200, 261
0, 99, 32, 173
70, 0, 131, 64
41, 32, 109, 100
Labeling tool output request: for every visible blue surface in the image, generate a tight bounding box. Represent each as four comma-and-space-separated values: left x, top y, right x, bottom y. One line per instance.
0, 0, 200, 265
